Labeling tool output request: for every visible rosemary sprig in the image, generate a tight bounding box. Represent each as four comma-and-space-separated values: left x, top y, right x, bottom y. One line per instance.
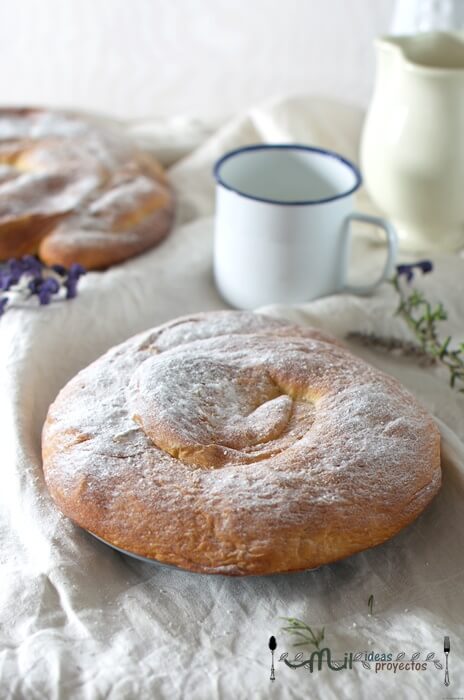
280, 617, 325, 649
348, 261, 464, 392
391, 261, 464, 391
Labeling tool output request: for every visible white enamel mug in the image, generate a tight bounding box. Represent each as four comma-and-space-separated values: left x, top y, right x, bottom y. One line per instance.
213, 144, 397, 309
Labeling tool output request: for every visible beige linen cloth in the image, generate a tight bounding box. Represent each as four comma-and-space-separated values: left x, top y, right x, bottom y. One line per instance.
1, 96, 464, 700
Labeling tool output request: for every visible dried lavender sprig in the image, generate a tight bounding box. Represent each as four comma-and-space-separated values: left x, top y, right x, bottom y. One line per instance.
0, 256, 86, 315
392, 262, 464, 391
346, 331, 436, 366
348, 261, 464, 392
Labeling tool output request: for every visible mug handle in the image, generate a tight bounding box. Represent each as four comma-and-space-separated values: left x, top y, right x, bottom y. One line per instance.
342, 212, 398, 295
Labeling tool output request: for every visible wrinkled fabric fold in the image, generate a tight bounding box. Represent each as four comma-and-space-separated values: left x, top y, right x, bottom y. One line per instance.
1, 96, 463, 699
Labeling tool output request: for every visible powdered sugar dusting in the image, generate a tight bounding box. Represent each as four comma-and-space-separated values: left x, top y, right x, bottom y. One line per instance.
42, 311, 441, 573
0, 108, 173, 263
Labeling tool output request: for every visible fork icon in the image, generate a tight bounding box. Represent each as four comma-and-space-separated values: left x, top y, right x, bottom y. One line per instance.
444, 636, 450, 687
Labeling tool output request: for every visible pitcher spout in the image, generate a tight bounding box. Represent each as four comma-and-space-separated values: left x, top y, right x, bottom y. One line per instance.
375, 31, 464, 73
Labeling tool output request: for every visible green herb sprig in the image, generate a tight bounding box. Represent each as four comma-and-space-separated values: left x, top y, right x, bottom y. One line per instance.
348, 261, 464, 392
392, 262, 464, 390
280, 617, 325, 649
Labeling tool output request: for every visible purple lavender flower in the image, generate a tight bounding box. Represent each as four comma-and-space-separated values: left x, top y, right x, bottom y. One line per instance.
65, 278, 78, 299
0, 274, 15, 291
65, 263, 86, 299
51, 264, 67, 276
38, 289, 52, 305
0, 255, 86, 316
21, 255, 44, 275
3, 259, 24, 286
40, 278, 60, 294
68, 263, 86, 280
37, 277, 61, 305
417, 260, 433, 274
396, 260, 433, 284
28, 278, 42, 294
0, 261, 18, 289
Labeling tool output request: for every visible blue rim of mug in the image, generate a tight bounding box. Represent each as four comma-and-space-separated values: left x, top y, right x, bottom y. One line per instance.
213, 143, 362, 206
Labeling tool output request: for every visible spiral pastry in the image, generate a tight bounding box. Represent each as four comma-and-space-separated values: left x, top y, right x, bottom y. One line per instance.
0, 108, 174, 269
42, 311, 441, 575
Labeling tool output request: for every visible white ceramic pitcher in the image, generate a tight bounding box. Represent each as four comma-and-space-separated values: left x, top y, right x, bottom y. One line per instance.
361, 31, 464, 252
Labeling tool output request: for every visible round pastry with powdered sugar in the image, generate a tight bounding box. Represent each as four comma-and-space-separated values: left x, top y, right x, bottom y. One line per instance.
42, 311, 441, 575
0, 107, 174, 269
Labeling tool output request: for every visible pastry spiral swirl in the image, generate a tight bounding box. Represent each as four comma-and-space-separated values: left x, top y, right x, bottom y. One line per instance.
0, 108, 174, 269
42, 311, 441, 575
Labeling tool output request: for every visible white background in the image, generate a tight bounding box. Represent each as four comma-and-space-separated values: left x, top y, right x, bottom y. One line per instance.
0, 0, 394, 119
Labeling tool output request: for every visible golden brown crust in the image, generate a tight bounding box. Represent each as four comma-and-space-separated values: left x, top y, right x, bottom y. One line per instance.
0, 107, 174, 269
41, 311, 441, 575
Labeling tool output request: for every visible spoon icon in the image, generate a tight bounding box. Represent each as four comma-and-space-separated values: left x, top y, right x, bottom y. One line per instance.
269, 636, 277, 681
